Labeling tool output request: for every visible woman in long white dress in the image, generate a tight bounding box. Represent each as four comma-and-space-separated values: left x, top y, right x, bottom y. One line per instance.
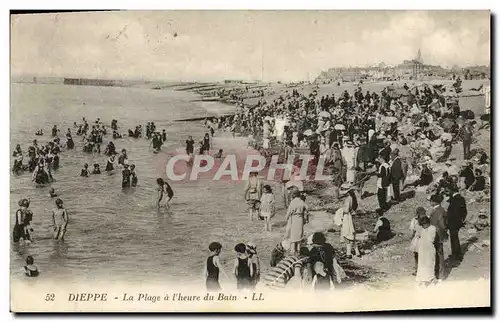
341, 142, 357, 184
340, 184, 361, 258
416, 216, 437, 286
285, 190, 309, 255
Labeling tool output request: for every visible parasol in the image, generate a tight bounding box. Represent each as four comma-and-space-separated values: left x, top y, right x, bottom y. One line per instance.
334, 124, 346, 130
303, 129, 314, 136
319, 111, 331, 118
385, 116, 398, 124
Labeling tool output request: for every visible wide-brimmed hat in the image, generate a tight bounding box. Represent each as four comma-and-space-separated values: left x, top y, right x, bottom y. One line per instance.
246, 242, 257, 254
340, 183, 355, 193
281, 239, 291, 251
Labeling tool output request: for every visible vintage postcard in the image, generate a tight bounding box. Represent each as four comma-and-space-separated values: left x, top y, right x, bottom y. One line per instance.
10, 10, 491, 312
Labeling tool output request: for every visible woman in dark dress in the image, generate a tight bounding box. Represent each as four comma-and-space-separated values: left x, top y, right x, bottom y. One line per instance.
233, 243, 252, 290
205, 242, 227, 291
13, 198, 31, 243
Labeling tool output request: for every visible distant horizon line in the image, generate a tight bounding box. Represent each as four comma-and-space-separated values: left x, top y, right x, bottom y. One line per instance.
11, 62, 490, 84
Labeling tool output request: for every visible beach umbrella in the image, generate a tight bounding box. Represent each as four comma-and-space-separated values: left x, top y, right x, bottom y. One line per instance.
385, 116, 398, 124
303, 129, 314, 136
334, 124, 345, 130
319, 111, 331, 118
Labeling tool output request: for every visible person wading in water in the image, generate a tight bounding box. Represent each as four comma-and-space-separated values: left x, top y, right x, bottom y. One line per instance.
52, 198, 68, 241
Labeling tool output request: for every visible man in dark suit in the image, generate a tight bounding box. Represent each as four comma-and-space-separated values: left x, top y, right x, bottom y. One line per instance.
457, 121, 473, 160
376, 155, 391, 211
389, 149, 403, 202
429, 194, 447, 280
446, 184, 468, 263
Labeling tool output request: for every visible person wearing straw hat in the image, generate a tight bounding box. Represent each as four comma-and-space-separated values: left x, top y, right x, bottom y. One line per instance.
339, 183, 361, 258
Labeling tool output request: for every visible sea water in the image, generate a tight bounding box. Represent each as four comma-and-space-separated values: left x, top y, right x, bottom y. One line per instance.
10, 83, 263, 285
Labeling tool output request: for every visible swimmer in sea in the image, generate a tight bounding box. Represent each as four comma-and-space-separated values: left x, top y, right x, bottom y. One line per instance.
80, 163, 89, 177
49, 187, 58, 198
122, 164, 131, 188
92, 163, 101, 174
23, 256, 39, 277
118, 149, 128, 166
162, 129, 167, 143
156, 178, 174, 208
52, 198, 68, 241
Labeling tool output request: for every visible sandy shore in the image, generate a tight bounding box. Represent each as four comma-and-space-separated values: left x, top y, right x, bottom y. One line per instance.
171, 79, 491, 293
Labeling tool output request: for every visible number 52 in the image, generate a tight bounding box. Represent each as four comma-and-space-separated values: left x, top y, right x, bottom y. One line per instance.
45, 293, 55, 301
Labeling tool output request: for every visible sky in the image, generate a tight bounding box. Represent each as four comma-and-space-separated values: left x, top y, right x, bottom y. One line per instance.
10, 10, 491, 82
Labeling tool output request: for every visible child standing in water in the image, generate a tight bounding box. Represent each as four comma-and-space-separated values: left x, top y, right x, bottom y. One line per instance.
52, 198, 68, 240
23, 256, 39, 277
260, 185, 276, 231
156, 178, 174, 208
204, 242, 229, 291
233, 243, 253, 291
246, 243, 260, 289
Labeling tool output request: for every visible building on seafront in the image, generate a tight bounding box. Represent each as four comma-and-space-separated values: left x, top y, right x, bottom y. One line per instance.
314, 48, 452, 83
